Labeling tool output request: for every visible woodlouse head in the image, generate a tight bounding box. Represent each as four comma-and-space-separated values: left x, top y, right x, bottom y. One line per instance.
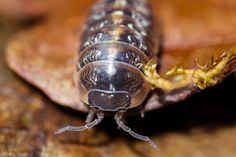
88, 89, 131, 111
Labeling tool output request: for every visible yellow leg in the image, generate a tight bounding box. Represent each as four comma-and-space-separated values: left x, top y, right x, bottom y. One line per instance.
143, 47, 236, 91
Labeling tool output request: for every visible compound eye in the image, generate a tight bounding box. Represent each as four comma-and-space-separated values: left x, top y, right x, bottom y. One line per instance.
88, 89, 131, 111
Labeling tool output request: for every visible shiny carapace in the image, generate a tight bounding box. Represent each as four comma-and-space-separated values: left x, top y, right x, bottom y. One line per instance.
55, 0, 158, 148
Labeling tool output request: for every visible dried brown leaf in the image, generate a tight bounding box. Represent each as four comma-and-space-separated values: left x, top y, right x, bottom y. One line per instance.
5, 0, 236, 112
1, 22, 236, 156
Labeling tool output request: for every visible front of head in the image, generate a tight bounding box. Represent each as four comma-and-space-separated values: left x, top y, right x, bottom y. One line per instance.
88, 89, 131, 111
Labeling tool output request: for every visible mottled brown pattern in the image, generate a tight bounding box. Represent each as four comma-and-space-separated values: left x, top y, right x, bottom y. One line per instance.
1, 1, 236, 154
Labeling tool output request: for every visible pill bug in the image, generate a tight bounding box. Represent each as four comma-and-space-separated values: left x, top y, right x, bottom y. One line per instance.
54, 0, 236, 148
55, 0, 159, 148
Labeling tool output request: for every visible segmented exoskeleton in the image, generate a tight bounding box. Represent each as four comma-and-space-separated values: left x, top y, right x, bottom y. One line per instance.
77, 0, 159, 111
56, 0, 158, 148
55, 0, 236, 148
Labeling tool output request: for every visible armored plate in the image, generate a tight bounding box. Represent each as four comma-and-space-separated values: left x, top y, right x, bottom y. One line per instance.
5, 0, 236, 112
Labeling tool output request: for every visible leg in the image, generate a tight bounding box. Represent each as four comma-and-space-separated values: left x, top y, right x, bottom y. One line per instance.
143, 47, 236, 91
54, 110, 104, 134
85, 109, 95, 124
114, 111, 157, 149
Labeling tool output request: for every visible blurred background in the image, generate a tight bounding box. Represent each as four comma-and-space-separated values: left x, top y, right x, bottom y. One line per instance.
0, 0, 236, 156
